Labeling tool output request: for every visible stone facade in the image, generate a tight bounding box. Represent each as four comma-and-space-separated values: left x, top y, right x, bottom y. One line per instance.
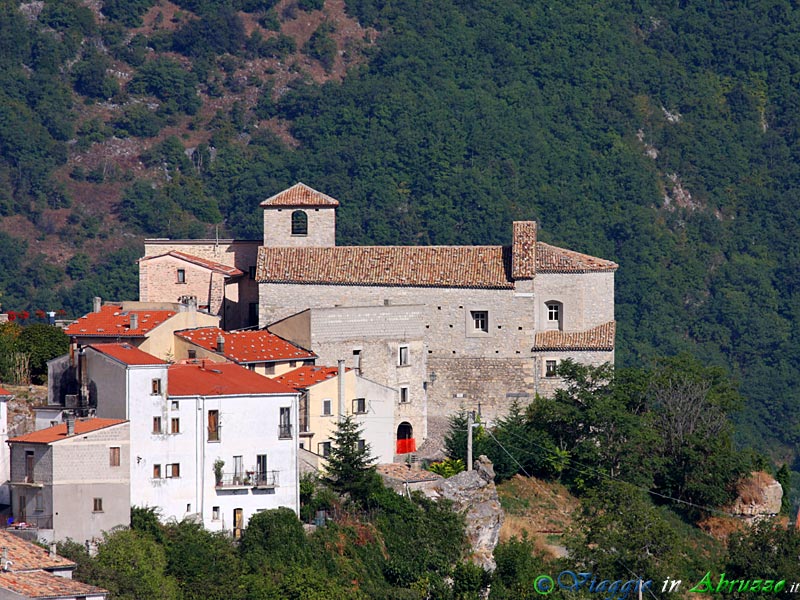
263, 207, 336, 247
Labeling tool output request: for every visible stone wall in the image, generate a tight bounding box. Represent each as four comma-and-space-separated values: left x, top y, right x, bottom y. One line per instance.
263, 207, 336, 247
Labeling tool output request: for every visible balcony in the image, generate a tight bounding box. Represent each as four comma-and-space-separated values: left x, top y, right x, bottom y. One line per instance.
10, 477, 43, 489
215, 471, 279, 490
6, 514, 52, 530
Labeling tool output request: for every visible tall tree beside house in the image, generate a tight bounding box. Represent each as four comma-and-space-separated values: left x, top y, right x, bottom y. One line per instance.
324, 415, 381, 505
15, 323, 69, 384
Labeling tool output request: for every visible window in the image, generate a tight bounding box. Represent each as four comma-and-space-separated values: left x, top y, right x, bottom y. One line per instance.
34, 493, 43, 512
167, 463, 180, 478
352, 397, 366, 414
358, 439, 366, 452
171, 418, 180, 434
545, 301, 563, 330
152, 416, 162, 434
153, 464, 161, 479
398, 345, 409, 366
545, 360, 558, 377
353, 349, 362, 374
256, 454, 267, 485
177, 269, 186, 283
322, 398, 332, 416
25, 450, 34, 483
471, 310, 489, 332
318, 442, 331, 458
109, 447, 120, 467
399, 387, 409, 404
248, 364, 255, 371
93, 498, 103, 512
264, 363, 275, 375
279, 407, 292, 438
208, 410, 219, 441
151, 379, 162, 395
291, 210, 308, 235
188, 349, 197, 359
233, 455, 243, 483
171, 400, 179, 410
212, 506, 220, 521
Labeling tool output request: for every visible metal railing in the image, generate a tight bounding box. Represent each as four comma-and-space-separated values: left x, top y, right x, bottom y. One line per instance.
215, 471, 279, 489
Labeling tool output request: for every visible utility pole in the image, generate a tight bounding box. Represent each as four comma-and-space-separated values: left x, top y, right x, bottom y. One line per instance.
467, 410, 474, 471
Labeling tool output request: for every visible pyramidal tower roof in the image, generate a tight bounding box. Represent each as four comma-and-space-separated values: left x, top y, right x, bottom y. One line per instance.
260, 182, 340, 208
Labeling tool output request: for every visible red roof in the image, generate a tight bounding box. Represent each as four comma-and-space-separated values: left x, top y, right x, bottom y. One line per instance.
0, 385, 10, 396
9, 418, 127, 445
168, 362, 297, 396
139, 251, 243, 277
176, 327, 315, 363
0, 530, 75, 572
260, 182, 340, 208
273, 366, 344, 390
533, 321, 616, 351
88, 343, 167, 366
535, 243, 618, 273
65, 305, 176, 338
0, 570, 107, 598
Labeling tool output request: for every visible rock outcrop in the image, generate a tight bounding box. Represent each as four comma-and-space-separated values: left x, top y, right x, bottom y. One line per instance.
728, 471, 782, 523
430, 455, 503, 570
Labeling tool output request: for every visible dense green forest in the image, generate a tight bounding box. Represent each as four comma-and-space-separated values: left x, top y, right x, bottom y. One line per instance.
0, 0, 799, 462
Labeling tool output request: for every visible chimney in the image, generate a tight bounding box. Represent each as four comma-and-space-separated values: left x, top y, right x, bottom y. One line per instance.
65, 413, 75, 436
338, 359, 346, 420
92, 297, 102, 313
129, 313, 138, 330
216, 334, 225, 353
48, 543, 57, 557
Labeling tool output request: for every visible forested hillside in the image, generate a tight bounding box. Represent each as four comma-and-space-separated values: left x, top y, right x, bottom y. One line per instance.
0, 0, 799, 459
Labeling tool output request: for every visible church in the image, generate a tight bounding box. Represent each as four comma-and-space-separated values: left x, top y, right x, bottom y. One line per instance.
140, 182, 617, 450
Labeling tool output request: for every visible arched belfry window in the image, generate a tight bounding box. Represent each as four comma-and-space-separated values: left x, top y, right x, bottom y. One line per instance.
291, 210, 308, 235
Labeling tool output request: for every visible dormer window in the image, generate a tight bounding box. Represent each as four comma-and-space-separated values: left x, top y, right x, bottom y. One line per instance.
291, 210, 308, 235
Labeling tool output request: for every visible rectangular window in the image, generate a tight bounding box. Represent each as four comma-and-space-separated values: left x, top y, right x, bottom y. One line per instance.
34, 493, 43, 512
151, 379, 162, 395
398, 345, 409, 366
357, 439, 366, 452
279, 407, 292, 438
318, 441, 331, 458
322, 398, 332, 416
93, 498, 103, 513
352, 397, 366, 414
167, 463, 180, 478
171, 400, 179, 410
399, 387, 409, 404
264, 363, 276, 375
471, 311, 489, 332
233, 455, 243, 484
207, 410, 219, 441
25, 450, 34, 483
353, 349, 362, 374
545, 360, 558, 377
109, 447, 120, 467
152, 416, 162, 434
212, 506, 220, 520
547, 303, 560, 322
188, 349, 197, 359
256, 454, 267, 485
171, 418, 180, 434
153, 464, 161, 479
177, 269, 186, 283
248, 364, 256, 371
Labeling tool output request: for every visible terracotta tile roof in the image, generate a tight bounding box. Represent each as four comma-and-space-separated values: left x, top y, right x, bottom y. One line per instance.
377, 464, 444, 484
168, 362, 297, 396
139, 251, 243, 277
64, 305, 176, 338
533, 321, 616, 351
176, 327, 315, 364
260, 182, 340, 208
273, 366, 344, 390
535, 243, 618, 273
0, 530, 75, 572
257, 246, 515, 289
0, 569, 107, 598
88, 343, 167, 366
511, 221, 537, 279
8, 418, 127, 445
0, 385, 10, 396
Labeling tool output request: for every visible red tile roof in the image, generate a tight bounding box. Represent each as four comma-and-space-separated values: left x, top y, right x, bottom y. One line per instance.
176, 327, 315, 364
273, 366, 344, 390
0, 385, 10, 396
535, 243, 618, 273
88, 343, 167, 366
139, 251, 243, 277
168, 362, 297, 396
532, 321, 616, 351
257, 246, 515, 289
260, 182, 340, 208
0, 569, 107, 598
0, 530, 74, 572
8, 418, 127, 445
65, 305, 176, 338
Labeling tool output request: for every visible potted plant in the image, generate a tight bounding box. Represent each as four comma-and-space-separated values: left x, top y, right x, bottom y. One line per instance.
213, 458, 224, 486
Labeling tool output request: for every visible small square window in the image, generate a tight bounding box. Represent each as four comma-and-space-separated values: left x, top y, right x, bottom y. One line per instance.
399, 387, 409, 404
171, 418, 180, 434
151, 379, 162, 395
322, 398, 332, 416
398, 345, 409, 366
318, 442, 331, 458
93, 498, 103, 512
177, 269, 186, 283
109, 447, 120, 467
353, 397, 366, 414
545, 360, 558, 377
471, 311, 488, 333
152, 416, 162, 434
171, 400, 179, 410
264, 363, 276, 375
153, 464, 161, 479
188, 349, 197, 360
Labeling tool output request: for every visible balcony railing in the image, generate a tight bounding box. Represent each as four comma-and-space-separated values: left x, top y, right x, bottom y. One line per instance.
7, 514, 53, 530
215, 471, 279, 489
278, 424, 292, 439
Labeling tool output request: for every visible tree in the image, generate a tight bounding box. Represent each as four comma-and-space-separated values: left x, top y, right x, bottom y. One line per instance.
725, 519, 800, 590
16, 323, 68, 384
324, 415, 380, 505
238, 507, 311, 570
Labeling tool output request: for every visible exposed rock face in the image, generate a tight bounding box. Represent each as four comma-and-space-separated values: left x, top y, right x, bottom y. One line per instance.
430, 455, 503, 570
728, 471, 782, 523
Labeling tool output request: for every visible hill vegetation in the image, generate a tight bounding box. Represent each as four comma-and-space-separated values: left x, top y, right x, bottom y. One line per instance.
0, 0, 799, 465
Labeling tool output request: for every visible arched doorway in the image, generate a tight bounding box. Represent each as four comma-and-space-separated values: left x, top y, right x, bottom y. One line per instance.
396, 422, 416, 454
